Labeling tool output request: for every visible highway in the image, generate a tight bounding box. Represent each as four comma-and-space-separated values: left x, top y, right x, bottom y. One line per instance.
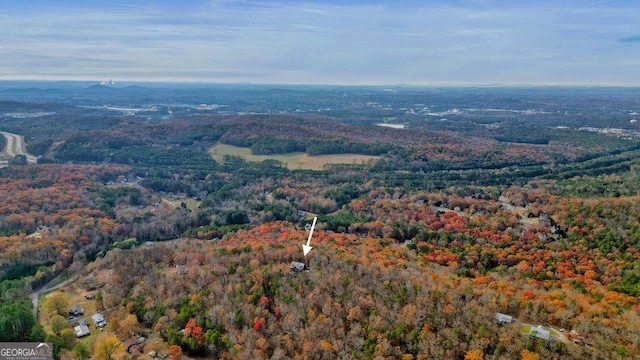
1, 131, 38, 164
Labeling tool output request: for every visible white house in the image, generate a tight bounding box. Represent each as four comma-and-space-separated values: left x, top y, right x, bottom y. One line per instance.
92, 313, 106, 328
289, 262, 307, 272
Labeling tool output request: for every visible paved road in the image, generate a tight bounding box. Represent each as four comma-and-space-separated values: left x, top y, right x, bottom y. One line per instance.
30, 275, 79, 317
1, 131, 38, 164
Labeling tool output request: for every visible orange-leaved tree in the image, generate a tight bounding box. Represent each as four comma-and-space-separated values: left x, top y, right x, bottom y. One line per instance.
464, 349, 484, 360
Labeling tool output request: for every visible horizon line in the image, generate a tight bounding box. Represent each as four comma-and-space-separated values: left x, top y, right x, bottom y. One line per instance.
1, 78, 640, 88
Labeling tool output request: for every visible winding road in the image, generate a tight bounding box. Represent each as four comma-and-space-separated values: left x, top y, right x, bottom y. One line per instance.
1, 131, 38, 164
30, 275, 79, 318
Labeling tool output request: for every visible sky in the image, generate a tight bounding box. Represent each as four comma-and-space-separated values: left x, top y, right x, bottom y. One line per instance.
1, 0, 640, 85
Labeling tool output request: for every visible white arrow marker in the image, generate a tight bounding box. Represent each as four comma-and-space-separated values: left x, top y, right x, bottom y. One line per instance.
302, 216, 317, 256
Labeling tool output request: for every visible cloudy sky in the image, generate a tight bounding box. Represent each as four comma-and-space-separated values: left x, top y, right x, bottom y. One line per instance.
1, 0, 639, 85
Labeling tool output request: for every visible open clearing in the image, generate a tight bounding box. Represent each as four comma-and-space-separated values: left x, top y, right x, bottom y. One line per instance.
209, 143, 381, 170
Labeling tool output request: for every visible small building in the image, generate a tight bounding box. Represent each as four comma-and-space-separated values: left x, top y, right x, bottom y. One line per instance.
529, 325, 551, 341
92, 313, 106, 328
123, 337, 146, 354
290, 261, 307, 272
495, 313, 513, 324
539, 213, 550, 226
123, 338, 137, 352
74, 324, 90, 338
69, 304, 84, 316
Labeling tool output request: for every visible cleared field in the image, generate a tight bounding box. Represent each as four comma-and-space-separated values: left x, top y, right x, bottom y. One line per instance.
162, 197, 200, 211
209, 143, 380, 170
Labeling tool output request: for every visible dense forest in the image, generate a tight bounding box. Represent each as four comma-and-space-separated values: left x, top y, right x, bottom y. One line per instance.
1, 84, 640, 359
72, 221, 637, 359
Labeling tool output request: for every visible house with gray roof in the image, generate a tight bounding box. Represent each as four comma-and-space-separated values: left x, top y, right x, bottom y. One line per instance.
529, 325, 551, 341
69, 304, 83, 316
74, 324, 90, 338
495, 313, 513, 324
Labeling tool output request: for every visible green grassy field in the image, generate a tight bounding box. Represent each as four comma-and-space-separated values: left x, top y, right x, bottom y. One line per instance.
209, 143, 380, 170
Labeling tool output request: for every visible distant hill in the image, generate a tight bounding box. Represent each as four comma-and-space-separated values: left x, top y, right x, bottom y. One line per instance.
82, 84, 117, 93
3, 87, 63, 95
0, 100, 58, 112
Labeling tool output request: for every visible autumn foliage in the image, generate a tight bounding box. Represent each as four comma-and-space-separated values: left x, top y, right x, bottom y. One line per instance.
80, 219, 639, 359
